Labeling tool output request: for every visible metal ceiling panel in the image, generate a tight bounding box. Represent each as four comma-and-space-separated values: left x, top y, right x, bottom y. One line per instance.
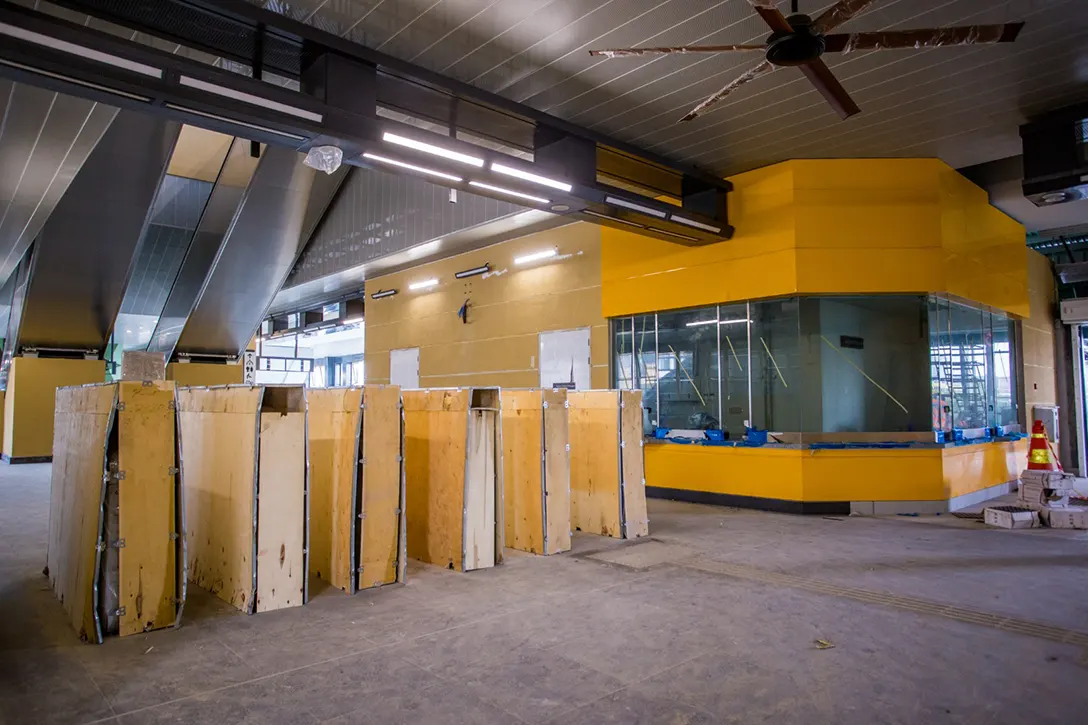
174, 146, 346, 357
287, 164, 524, 288
148, 138, 259, 357
15, 109, 180, 352
256, 0, 1088, 175
0, 81, 117, 286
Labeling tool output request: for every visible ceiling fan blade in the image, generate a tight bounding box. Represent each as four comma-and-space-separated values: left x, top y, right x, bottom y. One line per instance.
810, 0, 879, 35
746, 1, 795, 34
798, 58, 860, 119
589, 44, 767, 58
822, 23, 1025, 53
680, 60, 776, 122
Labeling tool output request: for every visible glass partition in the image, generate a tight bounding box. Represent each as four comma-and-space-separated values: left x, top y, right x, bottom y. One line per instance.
655, 308, 720, 430
990, 312, 1017, 426
718, 303, 750, 435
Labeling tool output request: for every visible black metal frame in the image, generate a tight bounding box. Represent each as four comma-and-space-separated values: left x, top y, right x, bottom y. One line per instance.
0, 0, 734, 245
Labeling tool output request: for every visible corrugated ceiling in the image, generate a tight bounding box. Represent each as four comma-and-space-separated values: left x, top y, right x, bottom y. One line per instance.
254, 0, 1088, 175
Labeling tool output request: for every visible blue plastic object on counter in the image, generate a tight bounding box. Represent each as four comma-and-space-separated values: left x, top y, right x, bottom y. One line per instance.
653, 427, 669, 439
745, 428, 768, 445
705, 429, 726, 442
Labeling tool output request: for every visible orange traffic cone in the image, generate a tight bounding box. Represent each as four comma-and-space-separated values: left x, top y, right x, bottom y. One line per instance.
1027, 420, 1060, 471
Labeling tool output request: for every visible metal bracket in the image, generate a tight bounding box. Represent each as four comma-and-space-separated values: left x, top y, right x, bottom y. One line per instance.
358, 512, 367, 520
168, 400, 176, 411
566, 443, 570, 452
112, 539, 126, 548
112, 607, 126, 617
639, 440, 644, 448
543, 401, 549, 409
113, 471, 126, 481
359, 456, 367, 465
168, 467, 179, 476
564, 400, 569, 408
115, 402, 126, 412
620, 440, 626, 449
170, 532, 180, 540
396, 455, 403, 462
620, 400, 626, 408
394, 507, 402, 515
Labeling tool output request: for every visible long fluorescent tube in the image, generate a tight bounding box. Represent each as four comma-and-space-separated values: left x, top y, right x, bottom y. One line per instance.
179, 76, 322, 122
671, 214, 722, 233
650, 227, 699, 242
370, 289, 397, 300
686, 317, 750, 327
383, 132, 484, 167
0, 58, 151, 102
0, 21, 162, 77
468, 181, 548, 205
686, 319, 718, 327
409, 279, 439, 290
455, 264, 490, 279
605, 195, 667, 219
363, 153, 463, 182
720, 318, 751, 325
491, 163, 572, 192
514, 249, 557, 265
165, 104, 306, 141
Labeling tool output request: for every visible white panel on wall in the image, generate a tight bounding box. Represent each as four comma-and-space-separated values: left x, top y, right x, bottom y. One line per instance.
390, 347, 420, 389
539, 328, 591, 391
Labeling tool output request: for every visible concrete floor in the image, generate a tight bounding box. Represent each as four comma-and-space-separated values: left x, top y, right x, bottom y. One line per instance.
2, 463, 1087, 724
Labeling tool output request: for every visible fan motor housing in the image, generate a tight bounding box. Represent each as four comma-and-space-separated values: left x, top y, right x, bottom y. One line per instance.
766, 14, 825, 66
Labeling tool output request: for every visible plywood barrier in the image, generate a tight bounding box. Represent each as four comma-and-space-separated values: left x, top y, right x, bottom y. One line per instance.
307, 385, 406, 593
568, 390, 649, 540
500, 388, 571, 555
177, 385, 308, 614
403, 388, 503, 572
47, 381, 182, 643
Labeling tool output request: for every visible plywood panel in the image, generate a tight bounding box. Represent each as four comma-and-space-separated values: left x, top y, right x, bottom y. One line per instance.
48, 384, 116, 642
619, 390, 649, 540
542, 388, 571, 554
359, 385, 404, 589
500, 390, 545, 554
255, 410, 306, 612
464, 409, 497, 571
403, 389, 469, 571
177, 386, 261, 612
306, 387, 362, 592
116, 382, 177, 636
568, 391, 622, 538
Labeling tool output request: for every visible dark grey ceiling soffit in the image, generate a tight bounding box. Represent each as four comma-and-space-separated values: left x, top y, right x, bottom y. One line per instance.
0, 0, 732, 247
147, 137, 258, 358
14, 109, 180, 354
0, 79, 117, 287
959, 155, 1088, 238
172, 145, 347, 359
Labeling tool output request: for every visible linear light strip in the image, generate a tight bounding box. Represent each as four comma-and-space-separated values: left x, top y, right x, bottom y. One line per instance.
605, 195, 667, 219
383, 132, 484, 167
0, 21, 162, 77
455, 265, 490, 279
514, 249, 557, 265
491, 163, 572, 192
468, 181, 549, 205
362, 153, 463, 182
671, 214, 722, 233
179, 75, 323, 123
164, 103, 306, 141
650, 227, 699, 242
409, 279, 439, 290
0, 58, 152, 102
582, 210, 646, 229
370, 289, 397, 299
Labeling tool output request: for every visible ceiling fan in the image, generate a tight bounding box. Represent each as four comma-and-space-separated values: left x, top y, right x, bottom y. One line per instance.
589, 0, 1024, 122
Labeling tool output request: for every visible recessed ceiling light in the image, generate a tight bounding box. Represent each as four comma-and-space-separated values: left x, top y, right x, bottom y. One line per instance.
468, 181, 548, 204
383, 132, 484, 167
491, 163, 572, 192
362, 153, 462, 182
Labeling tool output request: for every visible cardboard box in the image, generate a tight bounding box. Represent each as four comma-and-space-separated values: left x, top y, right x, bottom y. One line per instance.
984, 507, 1039, 529
1039, 506, 1088, 529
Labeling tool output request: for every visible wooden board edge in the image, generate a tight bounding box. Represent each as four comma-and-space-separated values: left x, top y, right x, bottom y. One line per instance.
89, 390, 119, 644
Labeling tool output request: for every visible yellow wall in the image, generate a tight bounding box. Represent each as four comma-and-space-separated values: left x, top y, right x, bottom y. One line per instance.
601, 159, 1028, 318
3, 357, 106, 460
364, 224, 609, 388
166, 362, 244, 387
1022, 250, 1057, 412
646, 439, 1024, 503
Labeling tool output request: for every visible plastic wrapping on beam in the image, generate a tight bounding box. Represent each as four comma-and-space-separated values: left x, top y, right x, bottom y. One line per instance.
827, 24, 1024, 54
591, 45, 766, 57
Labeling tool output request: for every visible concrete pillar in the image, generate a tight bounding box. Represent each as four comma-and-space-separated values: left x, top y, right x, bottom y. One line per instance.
2, 357, 106, 463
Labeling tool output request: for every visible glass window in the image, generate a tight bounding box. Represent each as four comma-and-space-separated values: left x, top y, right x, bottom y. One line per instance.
718, 303, 750, 436
655, 308, 721, 430
929, 298, 952, 431
750, 298, 801, 432
612, 317, 635, 390
805, 296, 931, 433
634, 315, 659, 433
991, 312, 1016, 427
946, 303, 990, 429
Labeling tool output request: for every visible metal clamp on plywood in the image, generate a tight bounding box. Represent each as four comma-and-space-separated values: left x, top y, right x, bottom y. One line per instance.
115, 402, 126, 412
112, 607, 126, 617
111, 539, 126, 548
168, 467, 179, 476
112, 471, 126, 480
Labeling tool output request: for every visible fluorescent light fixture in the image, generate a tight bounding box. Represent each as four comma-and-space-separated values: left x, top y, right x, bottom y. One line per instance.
0, 58, 152, 102
180, 76, 322, 122
514, 249, 558, 265
605, 195, 667, 219
362, 153, 463, 182
409, 278, 439, 290
165, 104, 305, 141
0, 21, 162, 77
455, 264, 490, 279
719, 318, 751, 325
686, 317, 749, 328
468, 181, 548, 205
491, 163, 572, 192
686, 319, 719, 327
649, 227, 699, 242
583, 210, 645, 229
671, 214, 722, 233
383, 132, 484, 167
